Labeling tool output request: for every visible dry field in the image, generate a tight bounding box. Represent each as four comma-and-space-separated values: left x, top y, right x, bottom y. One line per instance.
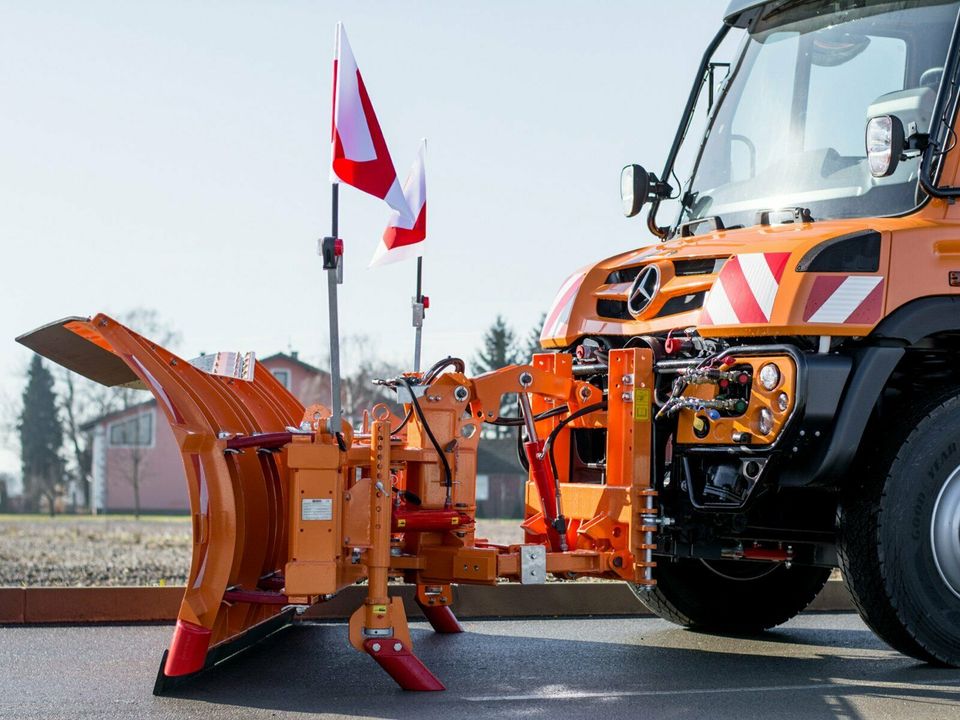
0, 515, 524, 587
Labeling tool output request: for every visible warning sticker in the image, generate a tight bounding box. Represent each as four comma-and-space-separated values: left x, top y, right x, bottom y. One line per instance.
634, 388, 651, 422
301, 498, 333, 521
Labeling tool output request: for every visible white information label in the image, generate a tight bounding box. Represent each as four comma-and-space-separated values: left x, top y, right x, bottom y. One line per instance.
301, 498, 333, 521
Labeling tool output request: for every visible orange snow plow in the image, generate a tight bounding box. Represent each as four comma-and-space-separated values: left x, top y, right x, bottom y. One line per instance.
18, 314, 658, 691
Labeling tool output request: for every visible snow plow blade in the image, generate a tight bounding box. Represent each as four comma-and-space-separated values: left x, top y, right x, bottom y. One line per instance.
17, 314, 306, 690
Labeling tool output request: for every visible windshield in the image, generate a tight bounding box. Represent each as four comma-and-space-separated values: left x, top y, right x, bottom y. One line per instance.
680, 0, 960, 231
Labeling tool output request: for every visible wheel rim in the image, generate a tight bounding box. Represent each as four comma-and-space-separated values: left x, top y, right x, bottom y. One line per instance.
930, 464, 960, 600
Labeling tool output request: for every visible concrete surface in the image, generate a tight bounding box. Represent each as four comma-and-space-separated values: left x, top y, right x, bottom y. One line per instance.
2, 614, 959, 719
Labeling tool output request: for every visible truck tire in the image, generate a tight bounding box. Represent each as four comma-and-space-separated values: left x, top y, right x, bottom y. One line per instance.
631, 558, 831, 633
838, 393, 960, 666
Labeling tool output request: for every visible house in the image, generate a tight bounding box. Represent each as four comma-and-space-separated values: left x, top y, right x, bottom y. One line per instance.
85, 350, 527, 518
475, 437, 527, 519
86, 352, 329, 514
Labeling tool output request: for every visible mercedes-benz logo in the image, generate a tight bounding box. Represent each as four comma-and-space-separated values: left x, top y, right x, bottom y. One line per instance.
627, 265, 660, 318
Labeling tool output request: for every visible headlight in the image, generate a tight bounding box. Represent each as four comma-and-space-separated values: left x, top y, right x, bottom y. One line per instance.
777, 392, 789, 412
759, 363, 781, 391
758, 408, 774, 436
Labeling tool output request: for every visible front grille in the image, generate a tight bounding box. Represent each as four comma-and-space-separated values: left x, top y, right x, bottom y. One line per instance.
673, 258, 726, 276
596, 299, 631, 320
654, 292, 706, 317
605, 266, 643, 284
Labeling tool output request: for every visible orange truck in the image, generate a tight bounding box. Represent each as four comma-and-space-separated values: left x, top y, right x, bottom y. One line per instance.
17, 0, 960, 691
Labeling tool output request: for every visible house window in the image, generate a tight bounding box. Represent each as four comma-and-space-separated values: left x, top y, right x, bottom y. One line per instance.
271, 369, 291, 390
108, 412, 154, 447
476, 474, 490, 502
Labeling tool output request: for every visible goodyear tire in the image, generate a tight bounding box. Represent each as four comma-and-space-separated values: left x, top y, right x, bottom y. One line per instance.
631, 558, 831, 633
839, 393, 960, 665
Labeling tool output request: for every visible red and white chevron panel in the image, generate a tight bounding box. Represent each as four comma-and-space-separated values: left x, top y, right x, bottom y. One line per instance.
802, 275, 884, 324
700, 252, 791, 325
540, 271, 587, 342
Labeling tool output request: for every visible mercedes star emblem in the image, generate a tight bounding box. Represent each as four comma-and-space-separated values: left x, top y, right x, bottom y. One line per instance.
627, 265, 660, 318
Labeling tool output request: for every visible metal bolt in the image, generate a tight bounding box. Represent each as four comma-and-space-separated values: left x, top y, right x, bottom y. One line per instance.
393, 642, 402, 652
622, 375, 633, 385
814, 430, 821, 437
519, 372, 533, 387
579, 386, 591, 400
371, 643, 381, 652
454, 386, 469, 402
621, 392, 632, 401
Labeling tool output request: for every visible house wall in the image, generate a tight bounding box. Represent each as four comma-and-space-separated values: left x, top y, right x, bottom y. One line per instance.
103, 406, 188, 513
475, 473, 525, 519
97, 357, 329, 513
262, 357, 330, 407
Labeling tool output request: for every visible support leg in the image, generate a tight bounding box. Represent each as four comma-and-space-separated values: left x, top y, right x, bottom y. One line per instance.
416, 584, 464, 634
348, 420, 445, 691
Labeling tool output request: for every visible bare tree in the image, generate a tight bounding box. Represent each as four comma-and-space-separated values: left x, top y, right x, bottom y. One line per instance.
56, 308, 180, 514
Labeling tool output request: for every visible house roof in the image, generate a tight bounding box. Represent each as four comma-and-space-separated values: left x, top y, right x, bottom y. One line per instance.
80, 397, 157, 431
260, 352, 327, 376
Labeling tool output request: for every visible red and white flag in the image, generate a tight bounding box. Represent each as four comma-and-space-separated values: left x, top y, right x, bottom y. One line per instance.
370, 139, 427, 267
330, 23, 412, 225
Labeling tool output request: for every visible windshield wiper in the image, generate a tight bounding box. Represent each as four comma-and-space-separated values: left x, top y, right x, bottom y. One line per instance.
756, 207, 814, 226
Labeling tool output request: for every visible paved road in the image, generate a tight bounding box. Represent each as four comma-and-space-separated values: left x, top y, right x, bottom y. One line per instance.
3, 614, 960, 719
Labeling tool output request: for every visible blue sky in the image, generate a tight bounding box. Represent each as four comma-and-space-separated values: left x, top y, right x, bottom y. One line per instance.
0, 1, 727, 475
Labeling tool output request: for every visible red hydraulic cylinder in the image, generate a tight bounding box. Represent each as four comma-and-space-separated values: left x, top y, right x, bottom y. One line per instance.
392, 508, 472, 532
524, 439, 565, 552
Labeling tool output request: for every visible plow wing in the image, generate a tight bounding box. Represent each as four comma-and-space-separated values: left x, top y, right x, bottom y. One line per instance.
18, 315, 305, 684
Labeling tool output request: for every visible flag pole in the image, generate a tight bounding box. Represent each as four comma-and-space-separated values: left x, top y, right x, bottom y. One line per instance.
412, 255, 424, 372
322, 182, 343, 435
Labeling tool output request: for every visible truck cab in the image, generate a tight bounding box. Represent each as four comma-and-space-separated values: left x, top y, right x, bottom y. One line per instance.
540, 0, 960, 663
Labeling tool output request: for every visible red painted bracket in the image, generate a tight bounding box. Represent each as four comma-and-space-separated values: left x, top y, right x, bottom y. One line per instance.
363, 638, 445, 691
415, 600, 464, 634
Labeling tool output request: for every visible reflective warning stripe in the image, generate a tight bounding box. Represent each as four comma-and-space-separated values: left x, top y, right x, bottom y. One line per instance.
803, 275, 884, 324
701, 253, 790, 325
541, 271, 587, 342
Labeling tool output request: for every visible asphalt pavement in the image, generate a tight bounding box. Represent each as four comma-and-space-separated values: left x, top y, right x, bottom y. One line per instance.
3, 613, 960, 719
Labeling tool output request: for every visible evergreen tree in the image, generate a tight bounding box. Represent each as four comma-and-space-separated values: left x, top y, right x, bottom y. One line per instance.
525, 312, 547, 360
19, 355, 64, 515
473, 315, 520, 374
473, 316, 521, 437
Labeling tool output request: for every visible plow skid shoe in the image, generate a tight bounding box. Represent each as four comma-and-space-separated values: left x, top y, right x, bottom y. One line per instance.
17, 315, 307, 689
363, 639, 445, 691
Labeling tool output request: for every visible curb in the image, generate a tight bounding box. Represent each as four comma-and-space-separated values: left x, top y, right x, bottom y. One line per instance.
0, 579, 853, 624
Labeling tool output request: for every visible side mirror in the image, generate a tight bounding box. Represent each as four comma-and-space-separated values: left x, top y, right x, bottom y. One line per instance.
866, 115, 905, 178
621, 164, 649, 217
621, 165, 673, 218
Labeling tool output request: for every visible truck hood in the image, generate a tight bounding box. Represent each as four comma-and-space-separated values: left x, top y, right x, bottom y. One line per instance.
539, 218, 897, 348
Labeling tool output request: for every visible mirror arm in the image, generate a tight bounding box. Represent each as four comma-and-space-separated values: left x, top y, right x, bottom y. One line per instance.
648, 23, 731, 239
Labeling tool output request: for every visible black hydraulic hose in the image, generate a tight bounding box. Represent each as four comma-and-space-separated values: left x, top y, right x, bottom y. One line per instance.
542, 401, 608, 485
423, 357, 465, 383
489, 404, 570, 427
399, 376, 453, 506
392, 409, 413, 435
